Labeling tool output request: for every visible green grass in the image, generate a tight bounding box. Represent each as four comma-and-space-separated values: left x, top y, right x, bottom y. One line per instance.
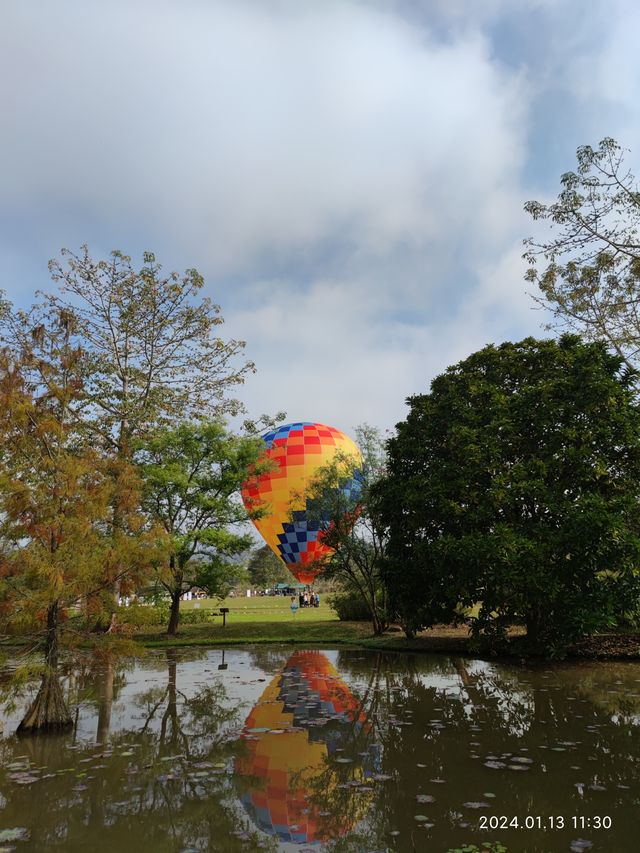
179, 594, 338, 623
135, 619, 371, 648
131, 594, 361, 647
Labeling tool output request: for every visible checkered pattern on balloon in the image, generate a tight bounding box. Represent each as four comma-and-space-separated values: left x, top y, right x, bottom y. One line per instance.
241, 422, 364, 584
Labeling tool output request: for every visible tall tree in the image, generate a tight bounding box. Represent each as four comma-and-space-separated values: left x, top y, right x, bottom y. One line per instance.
137, 420, 265, 635
0, 313, 149, 730
377, 336, 640, 654
302, 425, 389, 635
524, 138, 640, 378
46, 246, 255, 444
2, 247, 257, 627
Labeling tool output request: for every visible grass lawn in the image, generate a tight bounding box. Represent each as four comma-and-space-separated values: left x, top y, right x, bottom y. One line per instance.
133, 596, 486, 652
133, 594, 365, 647
135, 618, 373, 647
180, 594, 338, 623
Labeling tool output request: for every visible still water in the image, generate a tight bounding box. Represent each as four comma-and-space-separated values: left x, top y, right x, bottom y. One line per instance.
0, 648, 638, 852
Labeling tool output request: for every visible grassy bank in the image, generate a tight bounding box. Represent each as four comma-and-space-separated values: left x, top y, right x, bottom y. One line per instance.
3, 595, 638, 659
130, 598, 640, 658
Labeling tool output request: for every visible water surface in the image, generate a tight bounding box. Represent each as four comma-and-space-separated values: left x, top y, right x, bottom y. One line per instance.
1, 648, 638, 852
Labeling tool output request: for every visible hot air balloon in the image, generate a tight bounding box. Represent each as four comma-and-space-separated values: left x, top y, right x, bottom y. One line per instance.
241, 422, 363, 585
235, 651, 375, 844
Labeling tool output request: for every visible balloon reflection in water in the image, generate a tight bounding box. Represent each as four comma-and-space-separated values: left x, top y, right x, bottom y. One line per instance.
235, 651, 377, 845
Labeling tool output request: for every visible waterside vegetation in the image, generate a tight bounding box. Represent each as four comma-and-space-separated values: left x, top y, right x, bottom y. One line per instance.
4, 140, 640, 729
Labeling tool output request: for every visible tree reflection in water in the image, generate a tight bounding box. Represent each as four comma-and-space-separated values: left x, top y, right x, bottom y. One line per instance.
0, 650, 276, 852
0, 649, 639, 852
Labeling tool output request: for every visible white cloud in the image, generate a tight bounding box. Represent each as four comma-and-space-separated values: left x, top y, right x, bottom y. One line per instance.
0, 0, 527, 275
5, 0, 638, 435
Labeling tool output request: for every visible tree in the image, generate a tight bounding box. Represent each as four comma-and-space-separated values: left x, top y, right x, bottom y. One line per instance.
377, 336, 640, 654
524, 138, 640, 379
45, 246, 255, 444
1, 247, 257, 627
137, 420, 265, 635
0, 312, 149, 730
303, 425, 389, 635
246, 545, 291, 589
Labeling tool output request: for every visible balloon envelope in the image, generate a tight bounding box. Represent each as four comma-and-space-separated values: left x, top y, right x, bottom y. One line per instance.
241, 422, 363, 584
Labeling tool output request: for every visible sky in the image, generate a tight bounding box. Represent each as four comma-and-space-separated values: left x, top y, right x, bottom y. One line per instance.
1, 0, 639, 438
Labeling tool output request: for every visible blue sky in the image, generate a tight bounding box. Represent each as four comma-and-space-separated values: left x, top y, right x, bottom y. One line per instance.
1, 0, 638, 436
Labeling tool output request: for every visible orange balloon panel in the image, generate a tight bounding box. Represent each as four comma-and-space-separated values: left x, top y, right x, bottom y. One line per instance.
241, 423, 363, 584
235, 651, 372, 844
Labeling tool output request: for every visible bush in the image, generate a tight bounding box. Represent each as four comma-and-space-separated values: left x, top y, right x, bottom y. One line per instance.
118, 603, 169, 628
180, 608, 214, 624
119, 602, 219, 628
328, 589, 372, 621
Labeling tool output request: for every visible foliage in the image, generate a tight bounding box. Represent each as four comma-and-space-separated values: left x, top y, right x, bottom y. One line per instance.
327, 587, 373, 622
0, 247, 260, 626
43, 246, 255, 444
246, 545, 291, 588
137, 420, 266, 634
0, 311, 153, 727
118, 603, 214, 628
377, 335, 640, 654
302, 424, 390, 635
524, 137, 640, 380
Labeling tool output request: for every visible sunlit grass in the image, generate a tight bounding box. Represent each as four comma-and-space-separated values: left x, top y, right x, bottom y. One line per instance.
179, 594, 338, 623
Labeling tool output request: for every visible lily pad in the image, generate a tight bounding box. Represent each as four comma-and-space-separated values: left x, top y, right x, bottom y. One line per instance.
0, 830, 29, 843
416, 794, 435, 803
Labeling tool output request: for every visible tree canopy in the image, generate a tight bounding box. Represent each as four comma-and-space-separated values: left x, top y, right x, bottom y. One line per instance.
137, 420, 265, 634
377, 335, 640, 653
524, 138, 640, 380
0, 311, 151, 729
246, 545, 291, 589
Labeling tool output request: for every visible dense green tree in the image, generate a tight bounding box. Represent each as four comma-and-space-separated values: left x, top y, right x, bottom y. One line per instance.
137, 420, 265, 635
246, 545, 291, 589
304, 425, 389, 635
524, 138, 640, 379
377, 335, 640, 653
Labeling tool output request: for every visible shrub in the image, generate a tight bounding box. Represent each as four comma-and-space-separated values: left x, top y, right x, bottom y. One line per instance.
118, 603, 169, 628
328, 588, 372, 621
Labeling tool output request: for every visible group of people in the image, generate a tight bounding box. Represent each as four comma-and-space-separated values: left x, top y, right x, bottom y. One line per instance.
290, 590, 320, 614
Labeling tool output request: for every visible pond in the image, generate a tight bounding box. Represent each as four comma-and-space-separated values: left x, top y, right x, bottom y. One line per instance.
0, 648, 638, 852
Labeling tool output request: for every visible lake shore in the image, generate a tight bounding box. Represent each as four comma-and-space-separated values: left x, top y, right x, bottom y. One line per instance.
131, 619, 640, 660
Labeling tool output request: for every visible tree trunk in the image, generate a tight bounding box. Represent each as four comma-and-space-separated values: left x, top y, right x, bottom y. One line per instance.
96, 656, 115, 744
17, 601, 72, 734
526, 605, 544, 648
167, 587, 181, 636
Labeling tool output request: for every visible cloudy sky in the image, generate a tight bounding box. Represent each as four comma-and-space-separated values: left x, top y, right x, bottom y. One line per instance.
1, 0, 638, 436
